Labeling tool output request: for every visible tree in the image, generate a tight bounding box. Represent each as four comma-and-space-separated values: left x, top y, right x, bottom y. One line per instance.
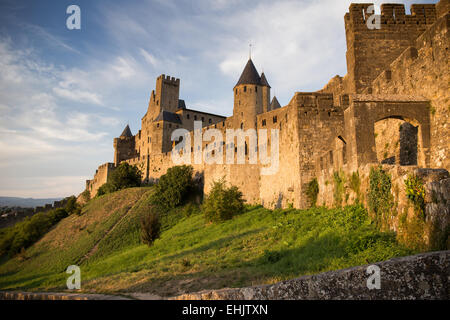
140, 211, 161, 246
149, 165, 194, 212
203, 179, 245, 223
97, 162, 142, 196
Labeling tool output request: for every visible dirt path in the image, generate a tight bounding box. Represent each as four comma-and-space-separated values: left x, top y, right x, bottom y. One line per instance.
77, 205, 134, 265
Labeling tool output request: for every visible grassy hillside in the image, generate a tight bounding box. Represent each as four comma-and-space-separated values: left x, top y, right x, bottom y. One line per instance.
0, 187, 415, 297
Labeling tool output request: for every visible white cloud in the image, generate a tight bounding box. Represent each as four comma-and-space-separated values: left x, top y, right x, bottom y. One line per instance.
53, 87, 104, 106
0, 39, 120, 197
140, 48, 159, 67
111, 57, 136, 79
216, 0, 350, 95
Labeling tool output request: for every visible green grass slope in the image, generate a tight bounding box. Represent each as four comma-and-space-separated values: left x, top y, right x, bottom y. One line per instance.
0, 187, 415, 297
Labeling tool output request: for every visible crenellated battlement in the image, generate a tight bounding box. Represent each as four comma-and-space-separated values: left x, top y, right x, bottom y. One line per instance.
346, 3, 437, 29
343, 2, 444, 93
157, 74, 180, 85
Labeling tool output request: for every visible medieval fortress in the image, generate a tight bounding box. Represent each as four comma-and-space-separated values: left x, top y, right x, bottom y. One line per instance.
85, 1, 449, 226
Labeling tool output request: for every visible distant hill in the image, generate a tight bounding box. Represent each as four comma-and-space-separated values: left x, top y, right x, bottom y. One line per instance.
0, 197, 63, 208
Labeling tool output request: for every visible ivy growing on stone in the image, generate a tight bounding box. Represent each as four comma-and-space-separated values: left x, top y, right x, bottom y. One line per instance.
368, 166, 394, 229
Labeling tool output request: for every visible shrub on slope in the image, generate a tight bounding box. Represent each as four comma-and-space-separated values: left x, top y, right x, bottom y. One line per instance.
97, 163, 142, 196
0, 208, 69, 257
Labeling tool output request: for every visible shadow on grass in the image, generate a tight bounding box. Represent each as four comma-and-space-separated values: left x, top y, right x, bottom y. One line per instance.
157, 228, 266, 263
0, 271, 59, 290
115, 232, 356, 297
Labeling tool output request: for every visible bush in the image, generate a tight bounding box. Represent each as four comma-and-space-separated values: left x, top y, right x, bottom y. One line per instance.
405, 174, 426, 216
305, 178, 319, 208
140, 211, 161, 246
97, 182, 117, 196
81, 189, 91, 202
182, 202, 198, 218
203, 179, 245, 223
0, 208, 69, 256
97, 162, 142, 196
149, 165, 194, 212
64, 196, 82, 215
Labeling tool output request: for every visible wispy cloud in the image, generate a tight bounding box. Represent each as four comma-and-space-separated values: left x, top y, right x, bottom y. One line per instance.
140, 48, 159, 67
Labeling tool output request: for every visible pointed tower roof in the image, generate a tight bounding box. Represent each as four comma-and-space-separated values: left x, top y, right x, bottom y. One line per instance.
235, 59, 261, 87
120, 124, 133, 137
270, 96, 281, 110
260, 72, 271, 88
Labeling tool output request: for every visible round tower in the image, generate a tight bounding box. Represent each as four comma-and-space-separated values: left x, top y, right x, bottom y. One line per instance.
260, 72, 271, 113
233, 58, 264, 130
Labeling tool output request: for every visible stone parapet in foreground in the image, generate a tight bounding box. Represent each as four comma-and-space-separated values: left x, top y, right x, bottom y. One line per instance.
172, 251, 449, 300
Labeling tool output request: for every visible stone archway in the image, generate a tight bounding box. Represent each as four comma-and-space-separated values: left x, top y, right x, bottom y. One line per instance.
374, 118, 418, 165
344, 97, 431, 170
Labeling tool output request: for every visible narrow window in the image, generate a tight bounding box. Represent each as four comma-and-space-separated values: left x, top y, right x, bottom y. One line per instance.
187, 114, 190, 119
244, 86, 247, 92
209, 118, 212, 124
273, 116, 277, 123
255, 86, 258, 92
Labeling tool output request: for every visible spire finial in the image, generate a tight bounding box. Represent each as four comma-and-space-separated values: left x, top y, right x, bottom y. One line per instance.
249, 43, 252, 59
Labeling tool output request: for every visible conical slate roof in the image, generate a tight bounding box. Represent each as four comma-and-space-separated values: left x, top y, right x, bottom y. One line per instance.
270, 96, 281, 110
120, 124, 133, 137
235, 59, 261, 87
260, 72, 271, 88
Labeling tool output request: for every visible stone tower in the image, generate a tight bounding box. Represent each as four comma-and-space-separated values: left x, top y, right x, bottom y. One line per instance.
113, 124, 136, 166
260, 72, 271, 113
147, 75, 180, 120
233, 59, 264, 130
344, 3, 437, 93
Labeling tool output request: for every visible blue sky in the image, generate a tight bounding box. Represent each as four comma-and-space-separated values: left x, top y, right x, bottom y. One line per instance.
0, 0, 437, 198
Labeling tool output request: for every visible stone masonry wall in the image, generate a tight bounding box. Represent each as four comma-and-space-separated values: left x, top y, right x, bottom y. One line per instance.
369, 12, 450, 170
316, 163, 449, 250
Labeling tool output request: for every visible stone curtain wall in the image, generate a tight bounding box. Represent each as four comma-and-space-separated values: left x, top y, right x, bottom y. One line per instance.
172, 251, 449, 300
85, 163, 115, 197
369, 12, 450, 170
